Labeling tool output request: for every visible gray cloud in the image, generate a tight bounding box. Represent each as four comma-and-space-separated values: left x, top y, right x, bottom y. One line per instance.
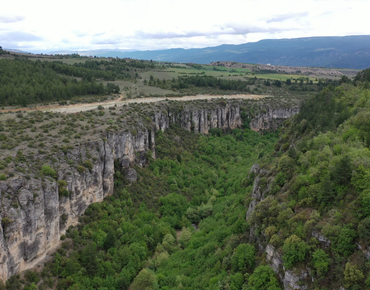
91, 37, 123, 45
266, 12, 308, 23
134, 24, 287, 40
0, 15, 25, 23
0, 31, 42, 42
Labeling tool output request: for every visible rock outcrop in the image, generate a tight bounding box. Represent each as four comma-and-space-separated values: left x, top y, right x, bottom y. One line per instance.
0, 99, 299, 281
249, 107, 299, 131
265, 244, 310, 290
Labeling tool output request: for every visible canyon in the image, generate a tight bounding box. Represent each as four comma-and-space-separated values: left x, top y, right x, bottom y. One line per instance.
0, 98, 299, 281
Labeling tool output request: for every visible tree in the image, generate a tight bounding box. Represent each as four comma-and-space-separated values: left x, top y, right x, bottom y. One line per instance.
331, 155, 352, 186
230, 273, 244, 290
344, 262, 364, 289
335, 225, 357, 256
312, 249, 329, 277
104, 230, 117, 250
282, 235, 308, 269
358, 217, 370, 241
231, 243, 255, 271
247, 265, 281, 290
80, 242, 99, 276
130, 268, 158, 290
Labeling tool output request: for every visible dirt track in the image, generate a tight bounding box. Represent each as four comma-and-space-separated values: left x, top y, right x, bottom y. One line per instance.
48, 94, 267, 113
0, 94, 267, 114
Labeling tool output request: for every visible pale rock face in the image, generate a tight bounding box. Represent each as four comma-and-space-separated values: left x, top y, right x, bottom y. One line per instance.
312, 230, 331, 248
250, 107, 299, 131
246, 163, 268, 220
0, 101, 298, 281
283, 270, 309, 290
357, 243, 370, 259
265, 244, 311, 290
265, 244, 284, 276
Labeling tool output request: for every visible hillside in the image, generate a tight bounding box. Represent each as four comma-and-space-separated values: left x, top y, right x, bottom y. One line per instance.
85, 35, 370, 69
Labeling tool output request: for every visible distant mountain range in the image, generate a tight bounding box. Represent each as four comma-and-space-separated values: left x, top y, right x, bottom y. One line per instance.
73, 35, 370, 69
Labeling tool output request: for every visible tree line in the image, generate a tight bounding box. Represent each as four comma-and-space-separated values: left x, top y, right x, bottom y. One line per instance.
0, 59, 120, 106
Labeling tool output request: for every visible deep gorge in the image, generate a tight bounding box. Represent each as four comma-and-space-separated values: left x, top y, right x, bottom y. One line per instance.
0, 98, 299, 282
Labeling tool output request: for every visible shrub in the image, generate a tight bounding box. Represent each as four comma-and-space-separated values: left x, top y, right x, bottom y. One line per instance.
282, 234, 308, 269
41, 165, 56, 179
247, 265, 281, 290
58, 180, 69, 197
77, 165, 85, 173
24, 271, 39, 283
358, 217, 370, 241
334, 225, 357, 257
312, 249, 329, 277
344, 262, 364, 289
130, 269, 158, 290
83, 160, 93, 170
231, 243, 255, 271
0, 174, 7, 180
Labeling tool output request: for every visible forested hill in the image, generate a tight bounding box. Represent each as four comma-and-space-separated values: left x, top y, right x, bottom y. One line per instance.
247, 68, 370, 289
88, 35, 370, 69
0, 57, 155, 106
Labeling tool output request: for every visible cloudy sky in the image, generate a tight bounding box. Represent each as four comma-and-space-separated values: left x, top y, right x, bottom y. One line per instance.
1, 0, 369, 53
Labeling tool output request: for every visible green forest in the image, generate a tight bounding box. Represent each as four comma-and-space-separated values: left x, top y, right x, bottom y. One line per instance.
4, 126, 280, 290
0, 57, 157, 106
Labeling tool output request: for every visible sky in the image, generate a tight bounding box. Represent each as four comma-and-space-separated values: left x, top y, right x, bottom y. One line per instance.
1, 0, 370, 53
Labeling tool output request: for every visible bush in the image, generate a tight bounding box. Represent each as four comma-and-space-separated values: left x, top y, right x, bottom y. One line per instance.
231, 243, 255, 271
83, 160, 93, 170
282, 235, 308, 269
358, 217, 370, 241
58, 180, 69, 197
77, 165, 85, 173
41, 165, 56, 179
130, 269, 158, 290
24, 271, 39, 283
0, 174, 7, 180
344, 262, 364, 289
312, 249, 329, 276
334, 225, 357, 257
247, 265, 281, 290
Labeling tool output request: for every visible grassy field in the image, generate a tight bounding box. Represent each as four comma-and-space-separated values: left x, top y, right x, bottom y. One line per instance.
101, 79, 178, 98
139, 67, 318, 84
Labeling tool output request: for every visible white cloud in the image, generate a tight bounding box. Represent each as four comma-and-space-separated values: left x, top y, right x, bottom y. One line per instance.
0, 15, 25, 23
1, 0, 370, 52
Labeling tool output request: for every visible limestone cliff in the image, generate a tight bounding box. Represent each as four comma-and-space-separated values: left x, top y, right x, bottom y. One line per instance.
0, 99, 298, 281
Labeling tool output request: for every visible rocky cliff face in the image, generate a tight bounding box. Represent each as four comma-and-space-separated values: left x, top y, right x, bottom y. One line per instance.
249, 107, 300, 131
0, 100, 298, 281
247, 164, 311, 290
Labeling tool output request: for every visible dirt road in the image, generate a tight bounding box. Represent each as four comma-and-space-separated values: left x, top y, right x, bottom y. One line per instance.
48, 94, 267, 113
0, 94, 267, 114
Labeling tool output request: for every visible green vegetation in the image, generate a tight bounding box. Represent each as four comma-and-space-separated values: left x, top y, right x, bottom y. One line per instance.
146, 72, 336, 98
3, 55, 370, 289
0, 59, 121, 106
6, 126, 279, 289
248, 75, 370, 288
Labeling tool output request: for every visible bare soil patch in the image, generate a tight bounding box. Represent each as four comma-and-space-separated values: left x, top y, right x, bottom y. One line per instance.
48, 94, 267, 113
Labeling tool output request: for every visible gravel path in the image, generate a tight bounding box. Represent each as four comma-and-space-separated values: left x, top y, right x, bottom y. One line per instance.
48, 94, 267, 113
